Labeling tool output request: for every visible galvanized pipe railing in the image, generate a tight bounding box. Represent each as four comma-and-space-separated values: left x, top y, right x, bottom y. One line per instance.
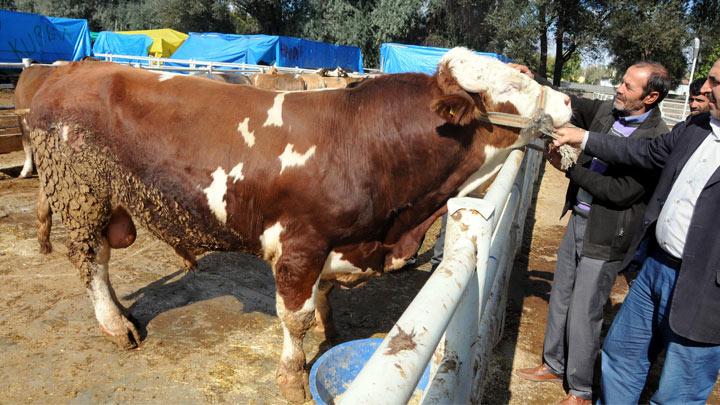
92, 53, 370, 77
341, 143, 544, 404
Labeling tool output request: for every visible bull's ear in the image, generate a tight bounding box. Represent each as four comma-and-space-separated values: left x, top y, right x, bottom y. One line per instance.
432, 92, 476, 125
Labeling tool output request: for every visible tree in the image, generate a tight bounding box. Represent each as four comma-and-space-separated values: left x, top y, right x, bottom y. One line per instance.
689, 0, 720, 77
696, 44, 720, 78
546, 0, 607, 86
229, 0, 308, 35
602, 0, 689, 88
0, 0, 17, 9
584, 64, 614, 85
301, 0, 429, 67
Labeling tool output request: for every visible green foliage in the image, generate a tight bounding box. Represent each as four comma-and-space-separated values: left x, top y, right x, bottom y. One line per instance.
602, 0, 689, 88
696, 43, 720, 78
546, 53, 582, 82
689, 0, 720, 76
0, 0, 17, 10
583, 64, 614, 85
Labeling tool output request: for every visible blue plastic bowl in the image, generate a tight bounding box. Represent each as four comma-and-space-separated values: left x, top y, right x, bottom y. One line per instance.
309, 337, 430, 405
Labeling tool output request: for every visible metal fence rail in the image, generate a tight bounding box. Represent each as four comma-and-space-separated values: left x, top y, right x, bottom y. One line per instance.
93, 53, 371, 77
341, 143, 543, 404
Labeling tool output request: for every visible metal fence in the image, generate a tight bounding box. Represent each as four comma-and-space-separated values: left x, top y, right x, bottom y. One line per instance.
93, 53, 374, 77
340, 144, 543, 404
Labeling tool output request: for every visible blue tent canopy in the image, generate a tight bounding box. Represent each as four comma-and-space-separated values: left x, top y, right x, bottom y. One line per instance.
92, 31, 153, 64
0, 9, 91, 63
380, 43, 511, 75
170, 33, 364, 72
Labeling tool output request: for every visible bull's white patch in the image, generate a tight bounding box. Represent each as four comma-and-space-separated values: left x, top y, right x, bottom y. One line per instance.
86, 240, 125, 333
260, 222, 284, 263
440, 47, 572, 127
263, 93, 286, 127
388, 257, 407, 271
203, 167, 228, 223
237, 117, 255, 147
456, 145, 510, 197
61, 124, 70, 141
278, 144, 316, 173
229, 162, 244, 182
321, 251, 372, 275
157, 72, 180, 82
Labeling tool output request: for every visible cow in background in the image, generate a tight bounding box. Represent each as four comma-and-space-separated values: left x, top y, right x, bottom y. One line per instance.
26, 48, 571, 402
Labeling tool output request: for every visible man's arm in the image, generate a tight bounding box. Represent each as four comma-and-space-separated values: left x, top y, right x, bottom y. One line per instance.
568, 94, 606, 130
554, 125, 682, 170
566, 165, 655, 207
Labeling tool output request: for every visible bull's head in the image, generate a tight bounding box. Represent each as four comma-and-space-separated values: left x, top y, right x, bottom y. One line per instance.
432, 47, 572, 137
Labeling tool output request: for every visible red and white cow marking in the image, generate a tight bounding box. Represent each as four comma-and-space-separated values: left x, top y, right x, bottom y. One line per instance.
25, 47, 571, 402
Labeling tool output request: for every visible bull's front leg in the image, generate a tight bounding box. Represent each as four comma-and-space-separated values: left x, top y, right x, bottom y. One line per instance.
18, 118, 34, 178
272, 243, 327, 403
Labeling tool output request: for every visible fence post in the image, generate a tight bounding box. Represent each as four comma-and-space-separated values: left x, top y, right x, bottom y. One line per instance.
340, 198, 494, 405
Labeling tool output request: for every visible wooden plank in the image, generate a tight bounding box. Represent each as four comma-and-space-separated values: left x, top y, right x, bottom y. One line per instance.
0, 134, 23, 154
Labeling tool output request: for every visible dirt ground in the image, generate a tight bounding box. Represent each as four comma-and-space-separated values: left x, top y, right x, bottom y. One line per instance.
1, 81, 718, 403
0, 147, 438, 403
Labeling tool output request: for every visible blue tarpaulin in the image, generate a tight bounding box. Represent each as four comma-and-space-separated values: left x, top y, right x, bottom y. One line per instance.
380, 43, 511, 75
92, 31, 153, 61
170, 33, 364, 72
0, 9, 91, 63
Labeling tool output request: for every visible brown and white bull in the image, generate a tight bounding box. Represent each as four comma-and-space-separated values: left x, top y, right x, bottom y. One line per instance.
26, 48, 571, 402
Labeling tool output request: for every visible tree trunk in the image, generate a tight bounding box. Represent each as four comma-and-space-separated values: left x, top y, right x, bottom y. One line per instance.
537, 3, 548, 79
552, 23, 564, 86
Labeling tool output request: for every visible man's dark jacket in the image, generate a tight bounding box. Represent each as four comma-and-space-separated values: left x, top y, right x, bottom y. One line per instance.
563, 96, 668, 261
585, 113, 720, 344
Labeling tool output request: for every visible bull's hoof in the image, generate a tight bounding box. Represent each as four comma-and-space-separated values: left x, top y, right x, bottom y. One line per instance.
183, 259, 198, 272
38, 241, 53, 255
277, 367, 310, 403
18, 166, 33, 179
99, 313, 142, 350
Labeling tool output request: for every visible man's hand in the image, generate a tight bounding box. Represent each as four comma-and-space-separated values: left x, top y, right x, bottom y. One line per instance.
545, 143, 566, 172
508, 63, 534, 79
553, 126, 587, 148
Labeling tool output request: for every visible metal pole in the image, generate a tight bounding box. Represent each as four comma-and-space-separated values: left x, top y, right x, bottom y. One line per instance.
339, 198, 495, 405
682, 37, 701, 120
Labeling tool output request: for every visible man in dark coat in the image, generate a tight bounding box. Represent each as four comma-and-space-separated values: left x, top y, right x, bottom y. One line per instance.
553, 58, 720, 404
516, 62, 671, 405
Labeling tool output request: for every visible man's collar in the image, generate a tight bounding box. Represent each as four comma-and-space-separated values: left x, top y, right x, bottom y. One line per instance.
710, 116, 720, 140
613, 108, 654, 124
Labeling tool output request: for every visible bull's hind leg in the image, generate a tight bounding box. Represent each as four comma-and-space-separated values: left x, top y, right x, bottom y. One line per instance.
77, 237, 141, 349
314, 280, 337, 341
37, 186, 53, 254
